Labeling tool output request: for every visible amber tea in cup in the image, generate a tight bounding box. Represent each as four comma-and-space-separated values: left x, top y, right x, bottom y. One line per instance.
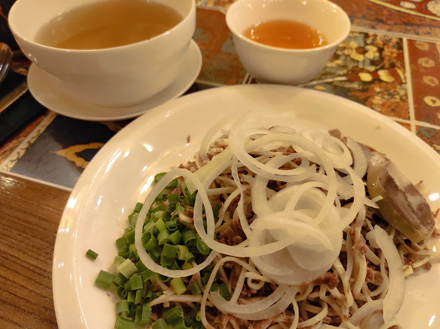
226, 0, 350, 85
244, 20, 327, 49
34, 0, 183, 49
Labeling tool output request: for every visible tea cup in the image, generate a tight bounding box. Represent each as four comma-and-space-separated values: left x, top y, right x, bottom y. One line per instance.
226, 0, 351, 85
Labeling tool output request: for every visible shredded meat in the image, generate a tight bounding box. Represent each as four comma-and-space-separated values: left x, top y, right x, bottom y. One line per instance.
312, 272, 340, 289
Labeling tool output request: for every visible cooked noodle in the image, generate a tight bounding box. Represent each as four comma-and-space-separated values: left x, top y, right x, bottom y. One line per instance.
118, 113, 439, 329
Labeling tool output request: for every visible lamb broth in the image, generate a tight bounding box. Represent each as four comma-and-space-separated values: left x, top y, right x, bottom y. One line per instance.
34, 0, 183, 49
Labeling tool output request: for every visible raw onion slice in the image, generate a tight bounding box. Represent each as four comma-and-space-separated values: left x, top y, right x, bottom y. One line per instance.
346, 137, 368, 179
199, 116, 231, 162
231, 132, 337, 183
300, 129, 353, 171
374, 225, 405, 324
249, 214, 342, 285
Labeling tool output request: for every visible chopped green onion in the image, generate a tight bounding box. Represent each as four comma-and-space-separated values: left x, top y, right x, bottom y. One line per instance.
127, 290, 135, 305
167, 193, 179, 204
196, 238, 211, 255
171, 202, 182, 217
160, 255, 174, 268
143, 287, 153, 301
169, 230, 182, 244
116, 237, 128, 250
118, 247, 129, 258
116, 286, 127, 299
182, 229, 197, 246
164, 305, 184, 325
165, 219, 179, 232
134, 304, 152, 326
129, 274, 143, 290
143, 221, 156, 232
128, 244, 138, 260
140, 269, 155, 281
183, 183, 196, 206
124, 227, 135, 244
128, 211, 138, 225
152, 291, 163, 299
128, 303, 136, 317
154, 210, 167, 221
155, 218, 167, 233
135, 260, 147, 272
134, 202, 143, 213
95, 270, 114, 289
161, 243, 178, 258
113, 272, 128, 286
184, 252, 195, 263
142, 231, 158, 251
157, 230, 170, 245
181, 262, 193, 270
116, 300, 129, 316
170, 260, 180, 270
188, 281, 202, 296
177, 245, 189, 260
150, 204, 165, 214
115, 316, 134, 329
211, 282, 231, 301
152, 318, 168, 329
166, 178, 178, 189
170, 277, 187, 295
108, 256, 126, 274
85, 249, 99, 260
149, 248, 161, 262
117, 259, 138, 278
134, 289, 143, 304
154, 172, 167, 183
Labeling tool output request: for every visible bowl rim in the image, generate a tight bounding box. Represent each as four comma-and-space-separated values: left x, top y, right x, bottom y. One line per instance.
225, 0, 351, 54
8, 0, 196, 54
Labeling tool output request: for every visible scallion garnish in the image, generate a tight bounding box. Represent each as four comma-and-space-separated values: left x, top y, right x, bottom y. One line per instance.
152, 318, 168, 329
85, 249, 99, 260
117, 259, 138, 278
95, 270, 114, 289
115, 315, 134, 329
196, 237, 211, 255
170, 277, 187, 295
188, 281, 202, 296
95, 175, 213, 329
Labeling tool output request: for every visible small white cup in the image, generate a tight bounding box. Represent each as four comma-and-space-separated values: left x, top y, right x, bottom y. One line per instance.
9, 0, 195, 108
226, 0, 350, 85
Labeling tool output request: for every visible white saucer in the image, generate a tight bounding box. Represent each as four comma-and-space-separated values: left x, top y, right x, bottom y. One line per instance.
27, 40, 202, 121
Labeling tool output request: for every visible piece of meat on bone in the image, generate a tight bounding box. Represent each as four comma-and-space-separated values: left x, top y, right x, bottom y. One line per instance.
329, 129, 435, 242
366, 151, 435, 242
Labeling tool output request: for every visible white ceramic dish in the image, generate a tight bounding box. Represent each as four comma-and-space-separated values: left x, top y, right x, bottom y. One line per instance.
27, 40, 202, 121
53, 84, 440, 329
11, 0, 196, 107
226, 0, 350, 85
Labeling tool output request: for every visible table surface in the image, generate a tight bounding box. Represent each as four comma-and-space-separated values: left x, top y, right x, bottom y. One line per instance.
1, 0, 440, 328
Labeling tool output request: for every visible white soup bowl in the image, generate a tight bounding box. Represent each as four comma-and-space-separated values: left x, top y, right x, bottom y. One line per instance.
9, 0, 195, 108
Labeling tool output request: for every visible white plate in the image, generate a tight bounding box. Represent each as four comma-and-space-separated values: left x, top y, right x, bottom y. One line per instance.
53, 84, 440, 329
27, 40, 202, 121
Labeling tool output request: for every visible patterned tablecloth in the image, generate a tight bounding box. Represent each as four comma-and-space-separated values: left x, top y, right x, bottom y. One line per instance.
1, 1, 440, 328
